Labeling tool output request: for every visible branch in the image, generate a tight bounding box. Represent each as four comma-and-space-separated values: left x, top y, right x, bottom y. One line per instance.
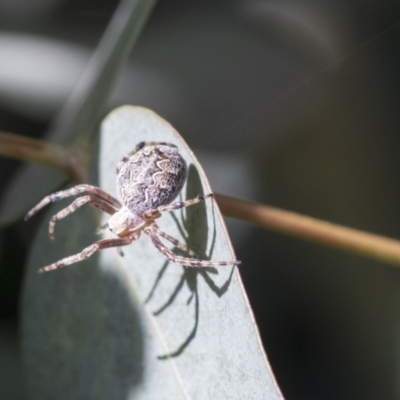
215, 193, 400, 267
2, 129, 400, 267
0, 131, 87, 183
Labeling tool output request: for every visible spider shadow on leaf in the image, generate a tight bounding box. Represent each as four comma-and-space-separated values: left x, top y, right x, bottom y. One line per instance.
145, 164, 235, 359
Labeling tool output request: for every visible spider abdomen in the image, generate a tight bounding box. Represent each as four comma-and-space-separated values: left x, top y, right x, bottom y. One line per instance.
117, 145, 187, 214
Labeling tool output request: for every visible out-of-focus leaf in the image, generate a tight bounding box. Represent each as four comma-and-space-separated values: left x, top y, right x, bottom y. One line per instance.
47, 0, 157, 144
0, 322, 24, 399
0, 0, 157, 225
0, 33, 185, 122
0, 165, 66, 224
0, 34, 89, 120
22, 202, 144, 399
22, 106, 283, 399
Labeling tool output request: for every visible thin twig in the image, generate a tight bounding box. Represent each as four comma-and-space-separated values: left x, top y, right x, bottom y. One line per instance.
0, 131, 87, 183
215, 193, 400, 267
3, 129, 400, 267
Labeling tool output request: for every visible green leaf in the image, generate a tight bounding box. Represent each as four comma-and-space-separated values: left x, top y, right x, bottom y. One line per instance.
48, 0, 157, 144
22, 106, 283, 399
0, 0, 157, 225
0, 165, 66, 224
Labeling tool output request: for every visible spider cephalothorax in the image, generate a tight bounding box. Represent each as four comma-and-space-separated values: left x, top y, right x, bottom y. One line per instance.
26, 141, 240, 273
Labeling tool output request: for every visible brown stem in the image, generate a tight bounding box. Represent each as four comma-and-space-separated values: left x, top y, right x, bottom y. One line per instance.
0, 131, 87, 183
3, 130, 400, 267
216, 193, 400, 267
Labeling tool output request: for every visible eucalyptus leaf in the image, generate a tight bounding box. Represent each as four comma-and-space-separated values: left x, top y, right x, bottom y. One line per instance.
0, 165, 66, 224
47, 0, 157, 144
0, 0, 157, 225
22, 106, 283, 399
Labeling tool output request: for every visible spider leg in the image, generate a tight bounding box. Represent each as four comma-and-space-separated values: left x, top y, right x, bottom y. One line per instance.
117, 141, 177, 173
94, 224, 124, 256
38, 235, 135, 273
143, 193, 214, 219
151, 223, 198, 258
25, 184, 121, 221
144, 225, 240, 267
49, 195, 119, 240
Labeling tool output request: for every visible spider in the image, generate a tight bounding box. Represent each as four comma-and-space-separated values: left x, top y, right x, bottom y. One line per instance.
25, 141, 241, 273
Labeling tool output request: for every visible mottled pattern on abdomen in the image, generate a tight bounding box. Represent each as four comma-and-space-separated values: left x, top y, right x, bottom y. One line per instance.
116, 145, 187, 214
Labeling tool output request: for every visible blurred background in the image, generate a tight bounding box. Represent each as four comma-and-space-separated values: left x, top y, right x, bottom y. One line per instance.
1, 0, 400, 398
